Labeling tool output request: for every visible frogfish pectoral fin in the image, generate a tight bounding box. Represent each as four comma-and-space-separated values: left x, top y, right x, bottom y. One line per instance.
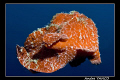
43, 33, 68, 47
16, 45, 27, 59
16, 45, 43, 72
88, 49, 101, 65
16, 45, 29, 68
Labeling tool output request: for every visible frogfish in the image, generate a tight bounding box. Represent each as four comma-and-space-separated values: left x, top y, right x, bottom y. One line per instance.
16, 10, 101, 73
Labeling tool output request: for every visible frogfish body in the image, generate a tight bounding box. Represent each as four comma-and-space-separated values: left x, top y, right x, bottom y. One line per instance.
16, 11, 101, 73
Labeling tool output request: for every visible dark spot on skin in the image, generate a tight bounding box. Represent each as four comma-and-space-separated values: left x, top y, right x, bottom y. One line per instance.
69, 49, 94, 67
32, 46, 59, 60
29, 69, 39, 73
32, 38, 34, 40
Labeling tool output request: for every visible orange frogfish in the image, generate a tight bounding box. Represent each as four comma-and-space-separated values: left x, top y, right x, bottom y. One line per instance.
16, 11, 101, 73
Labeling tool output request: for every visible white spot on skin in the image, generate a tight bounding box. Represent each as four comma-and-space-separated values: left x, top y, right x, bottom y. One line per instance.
50, 63, 54, 71
79, 34, 82, 40
33, 50, 36, 53
69, 10, 76, 15
20, 48, 23, 52
76, 17, 79, 21
79, 45, 82, 48
50, 23, 60, 28
31, 45, 34, 48
83, 35, 85, 39
31, 42, 33, 44
33, 32, 36, 37
91, 32, 94, 37
27, 52, 29, 56
45, 59, 50, 62
17, 57, 21, 59
37, 28, 43, 34
94, 53, 96, 55
28, 64, 31, 69
86, 34, 88, 38
35, 65, 39, 69
90, 27, 93, 31
45, 25, 50, 30
32, 53, 35, 55
71, 46, 73, 49
64, 52, 67, 55
92, 40, 96, 43
28, 40, 30, 42
33, 59, 38, 64
32, 30, 36, 33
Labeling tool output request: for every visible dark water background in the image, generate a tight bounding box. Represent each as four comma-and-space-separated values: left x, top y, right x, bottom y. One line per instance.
6, 4, 114, 76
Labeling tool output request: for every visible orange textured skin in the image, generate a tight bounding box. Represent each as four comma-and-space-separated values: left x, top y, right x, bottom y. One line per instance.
50, 12, 98, 52
43, 33, 68, 47
16, 11, 101, 73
